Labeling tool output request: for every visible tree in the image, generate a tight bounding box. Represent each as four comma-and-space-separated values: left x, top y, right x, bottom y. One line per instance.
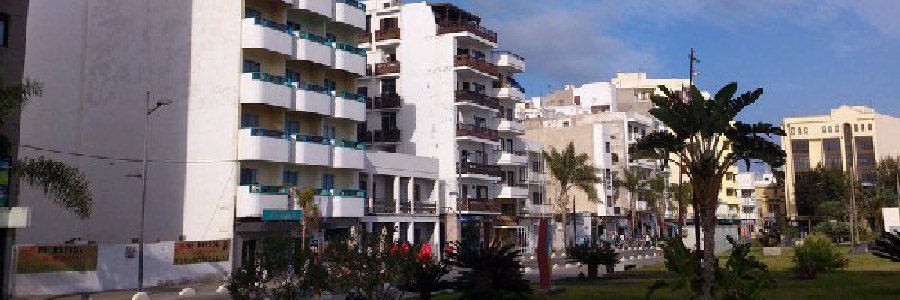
645, 172, 668, 238
444, 241, 532, 299
670, 182, 692, 236
620, 168, 647, 239
631, 83, 785, 299
566, 241, 619, 279
290, 188, 320, 246
227, 236, 328, 299
1, 78, 92, 217
872, 157, 899, 232
794, 165, 852, 220
324, 230, 417, 300
543, 142, 600, 246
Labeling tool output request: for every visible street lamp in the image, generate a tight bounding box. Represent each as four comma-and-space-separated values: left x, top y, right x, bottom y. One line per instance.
136, 92, 172, 297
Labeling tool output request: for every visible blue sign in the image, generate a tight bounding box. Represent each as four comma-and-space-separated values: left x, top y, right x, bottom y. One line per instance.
262, 209, 303, 222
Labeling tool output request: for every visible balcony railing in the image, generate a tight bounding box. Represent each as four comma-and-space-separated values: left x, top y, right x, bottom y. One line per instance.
374, 28, 401, 41
335, 139, 366, 150
333, 42, 367, 57
360, 128, 401, 143
456, 123, 498, 141
454, 90, 500, 110
338, 0, 366, 11
317, 188, 367, 198
368, 200, 438, 215
242, 184, 290, 195
454, 55, 499, 77
374, 61, 401, 75
437, 21, 497, 43
457, 198, 501, 213
367, 93, 402, 109
458, 162, 502, 177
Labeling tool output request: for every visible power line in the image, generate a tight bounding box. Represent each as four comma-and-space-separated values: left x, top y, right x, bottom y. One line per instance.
20, 144, 240, 164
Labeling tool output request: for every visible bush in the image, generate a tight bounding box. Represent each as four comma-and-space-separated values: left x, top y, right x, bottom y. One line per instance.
813, 221, 851, 243
444, 241, 532, 299
792, 234, 848, 279
399, 244, 450, 300
566, 241, 619, 279
227, 237, 328, 299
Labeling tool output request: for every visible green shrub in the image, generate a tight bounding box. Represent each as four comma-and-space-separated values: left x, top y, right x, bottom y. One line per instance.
792, 234, 848, 279
444, 241, 532, 299
566, 241, 619, 279
813, 221, 851, 243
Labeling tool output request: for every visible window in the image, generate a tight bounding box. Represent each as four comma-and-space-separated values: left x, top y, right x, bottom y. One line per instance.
242, 60, 261, 74
822, 126, 826, 133
245, 9, 261, 19
324, 79, 336, 92
239, 168, 258, 185
0, 13, 8, 48
531, 161, 541, 172
854, 124, 859, 132
532, 192, 543, 205
460, 184, 468, 199
562, 121, 570, 127
324, 126, 336, 140
382, 79, 397, 95
283, 171, 299, 187
827, 126, 832, 133
726, 189, 735, 196
868, 124, 873, 131
285, 70, 300, 84
803, 127, 808, 134
241, 113, 259, 128
605, 142, 611, 153
790, 127, 795, 135
322, 174, 335, 190
474, 117, 486, 128
285, 121, 300, 135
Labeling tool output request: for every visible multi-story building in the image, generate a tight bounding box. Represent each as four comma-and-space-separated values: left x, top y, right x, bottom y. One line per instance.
358, 1, 529, 246
754, 173, 786, 231
10, 0, 420, 296
782, 106, 900, 221
736, 172, 759, 238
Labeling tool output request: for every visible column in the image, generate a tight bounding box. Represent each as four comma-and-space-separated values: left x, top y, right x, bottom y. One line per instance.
367, 173, 375, 213
432, 179, 441, 212
365, 221, 373, 234
408, 177, 416, 213
407, 222, 415, 244
393, 221, 401, 242
393, 176, 401, 214
432, 220, 441, 259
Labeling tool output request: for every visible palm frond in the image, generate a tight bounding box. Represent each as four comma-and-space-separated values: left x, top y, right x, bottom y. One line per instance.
15, 157, 92, 218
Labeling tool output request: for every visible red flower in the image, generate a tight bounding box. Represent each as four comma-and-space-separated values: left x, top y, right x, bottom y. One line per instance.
402, 243, 411, 253
418, 244, 432, 261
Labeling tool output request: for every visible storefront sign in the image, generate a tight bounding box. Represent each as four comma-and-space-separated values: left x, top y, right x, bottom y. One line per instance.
173, 239, 230, 265
16, 245, 98, 273
262, 209, 303, 222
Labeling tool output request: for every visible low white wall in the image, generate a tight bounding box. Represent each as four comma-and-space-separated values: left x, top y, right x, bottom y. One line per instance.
14, 242, 230, 296
884, 207, 900, 233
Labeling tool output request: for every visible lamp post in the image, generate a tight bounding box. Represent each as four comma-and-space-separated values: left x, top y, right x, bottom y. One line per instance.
136, 92, 172, 297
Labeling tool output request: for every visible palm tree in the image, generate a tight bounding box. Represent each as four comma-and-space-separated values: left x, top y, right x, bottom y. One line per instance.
631, 83, 785, 300
620, 168, 646, 239
644, 172, 668, 238
543, 142, 600, 246
1, 78, 92, 217
670, 182, 692, 236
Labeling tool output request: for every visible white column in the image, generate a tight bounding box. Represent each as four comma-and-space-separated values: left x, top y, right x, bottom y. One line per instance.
367, 173, 375, 213
393, 176, 401, 213
432, 179, 441, 212
365, 221, 373, 233
432, 221, 441, 258
408, 177, 416, 213
407, 222, 415, 244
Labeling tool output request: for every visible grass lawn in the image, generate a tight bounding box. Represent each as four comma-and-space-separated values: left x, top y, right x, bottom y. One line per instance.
436, 247, 900, 300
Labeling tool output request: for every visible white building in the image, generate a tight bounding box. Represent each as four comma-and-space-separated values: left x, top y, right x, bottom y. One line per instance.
10, 0, 443, 296
359, 1, 533, 246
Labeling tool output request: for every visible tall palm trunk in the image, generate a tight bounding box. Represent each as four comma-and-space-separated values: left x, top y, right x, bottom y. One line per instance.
694, 177, 722, 300
629, 192, 636, 239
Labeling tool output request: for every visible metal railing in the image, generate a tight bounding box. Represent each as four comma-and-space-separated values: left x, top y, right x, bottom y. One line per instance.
367, 93, 402, 109
457, 198, 501, 212
454, 90, 500, 110
456, 123, 499, 141
458, 161, 502, 177
453, 55, 499, 77
437, 21, 497, 43
374, 61, 401, 75
374, 27, 401, 41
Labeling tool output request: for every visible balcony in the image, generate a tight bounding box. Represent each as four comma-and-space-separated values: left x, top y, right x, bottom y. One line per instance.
241, 18, 293, 56
497, 119, 525, 134
293, 83, 333, 116
525, 203, 552, 216
458, 162, 502, 179
333, 43, 367, 75
457, 198, 501, 214
496, 86, 525, 101
294, 0, 334, 18
238, 128, 290, 162
293, 135, 332, 166
334, 0, 366, 30
495, 151, 527, 166
332, 140, 365, 169
373, 61, 401, 76
366, 94, 402, 110
236, 185, 290, 219
454, 90, 500, 111
492, 51, 525, 73
315, 190, 366, 217
292, 31, 333, 66
741, 197, 757, 207
374, 28, 401, 45
370, 200, 438, 215
334, 91, 367, 121
437, 22, 498, 45
360, 128, 401, 144
456, 123, 498, 144
454, 55, 499, 77
498, 184, 529, 199
240, 73, 292, 109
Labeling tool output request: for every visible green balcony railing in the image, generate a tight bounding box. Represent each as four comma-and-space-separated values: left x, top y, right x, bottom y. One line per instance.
337, 91, 367, 103
333, 42, 366, 57
338, 0, 366, 10
335, 139, 365, 150
242, 184, 289, 195
293, 30, 330, 45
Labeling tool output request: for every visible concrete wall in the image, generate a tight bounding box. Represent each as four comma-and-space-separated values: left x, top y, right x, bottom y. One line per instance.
14, 241, 229, 296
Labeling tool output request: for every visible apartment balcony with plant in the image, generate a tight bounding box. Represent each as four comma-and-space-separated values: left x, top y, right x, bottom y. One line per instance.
431, 3, 497, 45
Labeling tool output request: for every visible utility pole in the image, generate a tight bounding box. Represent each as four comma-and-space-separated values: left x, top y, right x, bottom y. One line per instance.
572, 196, 577, 245
136, 92, 172, 298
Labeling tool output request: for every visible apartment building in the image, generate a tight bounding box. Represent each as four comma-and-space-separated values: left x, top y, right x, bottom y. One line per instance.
754, 173, 786, 230
782, 106, 900, 220
523, 112, 658, 241
9, 0, 414, 295
359, 1, 532, 246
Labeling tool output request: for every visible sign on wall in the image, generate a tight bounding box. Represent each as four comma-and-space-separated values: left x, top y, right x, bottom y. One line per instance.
16, 245, 99, 273
173, 239, 230, 265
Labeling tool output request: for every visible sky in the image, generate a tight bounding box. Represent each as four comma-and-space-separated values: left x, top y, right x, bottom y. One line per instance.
453, 0, 900, 126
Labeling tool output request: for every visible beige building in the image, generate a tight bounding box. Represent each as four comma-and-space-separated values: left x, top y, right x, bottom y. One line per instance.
782, 106, 900, 219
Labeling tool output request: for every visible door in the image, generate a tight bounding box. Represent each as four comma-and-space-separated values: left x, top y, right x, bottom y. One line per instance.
285, 121, 300, 136
322, 174, 335, 191
324, 125, 336, 144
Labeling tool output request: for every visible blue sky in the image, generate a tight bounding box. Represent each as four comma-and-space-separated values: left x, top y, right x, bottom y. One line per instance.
454, 0, 900, 126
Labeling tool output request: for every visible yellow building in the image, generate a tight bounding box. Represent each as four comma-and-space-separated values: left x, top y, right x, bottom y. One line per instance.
782, 106, 900, 219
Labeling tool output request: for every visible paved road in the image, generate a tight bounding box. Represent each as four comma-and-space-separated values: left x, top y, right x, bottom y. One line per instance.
16, 247, 663, 299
